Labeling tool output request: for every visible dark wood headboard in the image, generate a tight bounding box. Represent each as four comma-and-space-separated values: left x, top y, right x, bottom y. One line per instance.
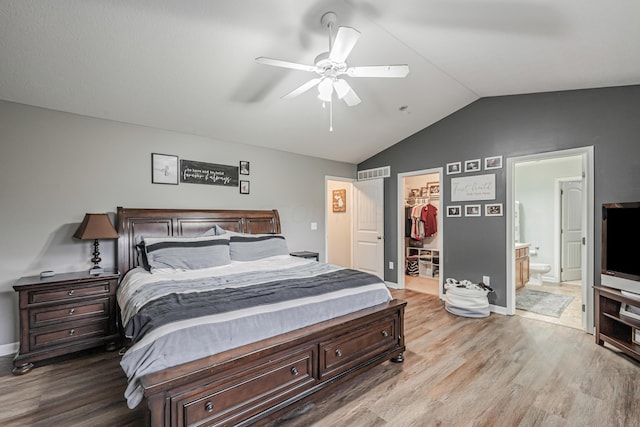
116, 207, 281, 276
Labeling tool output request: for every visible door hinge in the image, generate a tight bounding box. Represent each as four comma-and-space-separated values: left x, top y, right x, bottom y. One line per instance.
582, 237, 586, 245
582, 304, 585, 312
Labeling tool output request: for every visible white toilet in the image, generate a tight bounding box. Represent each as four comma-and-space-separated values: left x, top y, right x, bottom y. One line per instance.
528, 263, 551, 285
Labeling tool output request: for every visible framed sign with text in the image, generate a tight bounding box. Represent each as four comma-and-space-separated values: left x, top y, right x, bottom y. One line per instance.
180, 159, 239, 187
451, 174, 495, 201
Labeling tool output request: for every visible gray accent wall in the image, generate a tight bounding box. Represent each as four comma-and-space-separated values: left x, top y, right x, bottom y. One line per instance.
0, 100, 356, 349
359, 85, 640, 307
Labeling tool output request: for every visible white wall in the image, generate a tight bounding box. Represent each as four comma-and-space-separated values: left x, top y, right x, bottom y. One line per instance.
514, 156, 582, 280
0, 100, 356, 348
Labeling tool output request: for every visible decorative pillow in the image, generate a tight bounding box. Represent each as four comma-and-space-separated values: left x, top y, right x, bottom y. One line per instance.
229, 234, 289, 261
142, 235, 230, 271
135, 242, 151, 271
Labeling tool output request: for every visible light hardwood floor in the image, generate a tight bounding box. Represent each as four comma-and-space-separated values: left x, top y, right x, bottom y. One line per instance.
1, 289, 638, 426
405, 274, 440, 296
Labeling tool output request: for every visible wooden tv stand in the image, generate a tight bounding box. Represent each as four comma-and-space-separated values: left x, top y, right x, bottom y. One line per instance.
594, 285, 640, 363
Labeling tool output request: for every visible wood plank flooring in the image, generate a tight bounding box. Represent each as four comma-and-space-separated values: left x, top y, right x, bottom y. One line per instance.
1, 289, 638, 426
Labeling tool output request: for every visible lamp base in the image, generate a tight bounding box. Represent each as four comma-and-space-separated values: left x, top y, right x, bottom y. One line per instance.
89, 267, 104, 275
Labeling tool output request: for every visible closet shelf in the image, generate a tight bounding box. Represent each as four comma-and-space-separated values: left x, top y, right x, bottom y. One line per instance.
406, 247, 439, 278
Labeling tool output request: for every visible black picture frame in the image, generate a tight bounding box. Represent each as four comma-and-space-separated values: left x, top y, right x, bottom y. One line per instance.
151, 153, 179, 185
240, 161, 250, 175
240, 180, 250, 194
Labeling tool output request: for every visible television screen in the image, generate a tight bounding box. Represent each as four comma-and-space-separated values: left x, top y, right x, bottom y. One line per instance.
603, 203, 640, 281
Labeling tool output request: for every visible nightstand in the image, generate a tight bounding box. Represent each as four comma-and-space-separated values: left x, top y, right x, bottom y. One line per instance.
12, 270, 120, 375
290, 251, 319, 261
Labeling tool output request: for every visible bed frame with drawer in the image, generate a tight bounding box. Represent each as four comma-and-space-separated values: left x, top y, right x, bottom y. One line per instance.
117, 207, 406, 427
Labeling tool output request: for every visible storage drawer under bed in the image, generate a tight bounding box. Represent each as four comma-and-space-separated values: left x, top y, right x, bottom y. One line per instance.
172, 346, 318, 427
319, 315, 398, 380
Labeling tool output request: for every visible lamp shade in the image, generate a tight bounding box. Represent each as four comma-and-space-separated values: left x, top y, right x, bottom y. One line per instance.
73, 213, 119, 240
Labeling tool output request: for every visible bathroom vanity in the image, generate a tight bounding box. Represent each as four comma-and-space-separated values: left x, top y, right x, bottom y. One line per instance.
515, 243, 530, 289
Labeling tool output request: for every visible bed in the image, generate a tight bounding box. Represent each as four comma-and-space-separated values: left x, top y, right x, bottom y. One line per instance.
116, 207, 406, 426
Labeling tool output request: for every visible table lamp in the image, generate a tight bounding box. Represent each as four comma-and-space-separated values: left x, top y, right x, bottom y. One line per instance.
73, 213, 119, 275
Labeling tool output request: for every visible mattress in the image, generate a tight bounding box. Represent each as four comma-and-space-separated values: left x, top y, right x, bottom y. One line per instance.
117, 255, 392, 408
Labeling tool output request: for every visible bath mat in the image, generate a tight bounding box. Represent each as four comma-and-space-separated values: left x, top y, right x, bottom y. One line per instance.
516, 289, 574, 318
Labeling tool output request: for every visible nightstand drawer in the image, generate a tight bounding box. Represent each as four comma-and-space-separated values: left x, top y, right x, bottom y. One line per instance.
30, 298, 109, 328
29, 282, 111, 304
30, 319, 109, 350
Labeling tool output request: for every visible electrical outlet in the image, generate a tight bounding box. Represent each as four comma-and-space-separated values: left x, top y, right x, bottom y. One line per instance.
482, 275, 490, 286
389, 261, 394, 270
310, 222, 317, 230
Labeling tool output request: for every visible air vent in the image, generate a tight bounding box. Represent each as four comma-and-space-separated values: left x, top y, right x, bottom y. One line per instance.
358, 166, 390, 181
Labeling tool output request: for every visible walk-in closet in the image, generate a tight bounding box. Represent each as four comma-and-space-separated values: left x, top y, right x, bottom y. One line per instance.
403, 172, 441, 296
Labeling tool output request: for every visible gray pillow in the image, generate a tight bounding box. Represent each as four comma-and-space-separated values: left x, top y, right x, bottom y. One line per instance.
142, 235, 230, 271
229, 234, 289, 261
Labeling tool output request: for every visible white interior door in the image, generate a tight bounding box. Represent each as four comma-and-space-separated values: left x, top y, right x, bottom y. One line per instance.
561, 180, 583, 282
353, 179, 384, 279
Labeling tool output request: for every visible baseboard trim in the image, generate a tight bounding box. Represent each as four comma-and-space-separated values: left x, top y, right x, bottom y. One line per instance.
490, 304, 508, 316
0, 342, 18, 357
385, 281, 400, 289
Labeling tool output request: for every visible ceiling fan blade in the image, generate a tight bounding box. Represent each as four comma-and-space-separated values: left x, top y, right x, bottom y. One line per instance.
345, 65, 409, 78
282, 78, 322, 99
255, 57, 317, 73
333, 79, 361, 106
329, 27, 361, 63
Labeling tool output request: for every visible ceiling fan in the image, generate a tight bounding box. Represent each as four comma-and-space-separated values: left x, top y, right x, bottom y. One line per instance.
255, 12, 409, 130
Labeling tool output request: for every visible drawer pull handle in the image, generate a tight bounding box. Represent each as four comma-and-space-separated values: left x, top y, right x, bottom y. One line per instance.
291, 367, 299, 376
69, 308, 75, 315
205, 401, 214, 413
381, 330, 389, 337
69, 329, 75, 336
335, 349, 342, 357
68, 289, 74, 296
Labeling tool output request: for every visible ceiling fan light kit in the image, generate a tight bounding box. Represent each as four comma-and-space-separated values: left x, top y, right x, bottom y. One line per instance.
256, 11, 409, 131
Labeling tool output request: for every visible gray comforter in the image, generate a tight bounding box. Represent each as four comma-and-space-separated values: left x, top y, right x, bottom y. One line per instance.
118, 256, 392, 408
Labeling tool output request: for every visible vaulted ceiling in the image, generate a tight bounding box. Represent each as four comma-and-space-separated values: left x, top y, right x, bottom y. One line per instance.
1, 1, 639, 163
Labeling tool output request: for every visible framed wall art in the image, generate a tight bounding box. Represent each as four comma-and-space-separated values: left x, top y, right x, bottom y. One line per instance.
447, 206, 461, 217
484, 155, 503, 170
180, 159, 239, 186
240, 161, 250, 175
332, 189, 346, 212
465, 204, 481, 217
451, 174, 496, 201
151, 153, 179, 185
464, 159, 481, 172
446, 161, 462, 175
240, 180, 250, 194
485, 203, 503, 216
428, 182, 440, 197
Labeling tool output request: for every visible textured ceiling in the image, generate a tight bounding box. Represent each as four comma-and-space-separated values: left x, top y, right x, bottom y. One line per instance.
1, 0, 639, 163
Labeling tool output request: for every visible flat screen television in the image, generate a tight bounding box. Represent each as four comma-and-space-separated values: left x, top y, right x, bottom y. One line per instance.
601, 202, 640, 296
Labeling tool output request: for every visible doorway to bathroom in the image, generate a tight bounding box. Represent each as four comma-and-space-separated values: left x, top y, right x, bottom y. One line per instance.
396, 168, 443, 298
506, 147, 594, 333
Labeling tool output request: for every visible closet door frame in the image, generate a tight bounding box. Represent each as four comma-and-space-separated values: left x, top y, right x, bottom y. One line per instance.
396, 167, 444, 299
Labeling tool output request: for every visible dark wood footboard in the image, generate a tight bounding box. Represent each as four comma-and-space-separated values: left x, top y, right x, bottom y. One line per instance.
141, 299, 406, 427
